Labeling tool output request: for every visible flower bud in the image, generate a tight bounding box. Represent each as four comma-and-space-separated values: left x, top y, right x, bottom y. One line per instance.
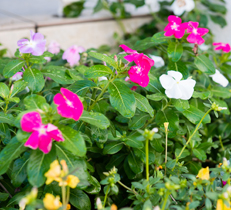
114, 55, 118, 62
96, 197, 103, 210
153, 206, 160, 210
164, 122, 169, 133
223, 158, 229, 167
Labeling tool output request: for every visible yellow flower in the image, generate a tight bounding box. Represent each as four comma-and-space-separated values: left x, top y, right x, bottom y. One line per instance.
43, 193, 62, 210
197, 166, 210, 180
45, 160, 62, 185
111, 204, 117, 210
216, 199, 231, 210
66, 175, 80, 188
60, 160, 68, 175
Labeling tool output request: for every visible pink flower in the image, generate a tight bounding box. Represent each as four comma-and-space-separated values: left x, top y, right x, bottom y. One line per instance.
128, 53, 154, 87
186, 21, 209, 45
11, 72, 23, 81
119, 44, 139, 62
54, 88, 84, 121
17, 30, 46, 56
21, 112, 64, 154
223, 181, 227, 186
131, 86, 137, 91
164, 15, 188, 39
62, 45, 85, 67
48, 40, 60, 54
213, 42, 231, 53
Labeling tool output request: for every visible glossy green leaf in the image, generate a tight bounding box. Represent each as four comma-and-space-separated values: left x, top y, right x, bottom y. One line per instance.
167, 42, 183, 62
128, 113, 149, 130
194, 55, 215, 74
23, 68, 45, 92
172, 99, 190, 112
84, 65, 113, 78
24, 94, 47, 109
103, 142, 124, 154
10, 80, 28, 97
134, 37, 156, 51
210, 86, 231, 98
3, 60, 25, 78
0, 83, 9, 99
128, 151, 143, 174
143, 199, 152, 210
0, 113, 14, 125
147, 93, 166, 101
108, 81, 136, 118
145, 74, 163, 93
168, 60, 188, 79
193, 149, 206, 161
84, 176, 101, 194
68, 80, 96, 97
124, 132, 144, 149
70, 189, 91, 210
151, 32, 172, 44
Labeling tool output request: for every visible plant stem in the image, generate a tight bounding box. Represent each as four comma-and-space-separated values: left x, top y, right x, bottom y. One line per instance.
3, 101, 9, 114
66, 186, 70, 207
118, 181, 137, 195
103, 185, 110, 208
61, 185, 66, 206
173, 108, 212, 170
165, 129, 168, 175
145, 137, 150, 193
219, 136, 225, 151
0, 182, 12, 198
161, 191, 170, 210
142, 115, 155, 129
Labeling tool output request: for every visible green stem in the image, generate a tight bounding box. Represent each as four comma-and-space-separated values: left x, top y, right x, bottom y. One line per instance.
3, 101, 9, 114
145, 137, 149, 193
165, 130, 168, 175
103, 185, 110, 208
118, 181, 137, 195
61, 184, 66, 206
66, 186, 70, 207
219, 136, 225, 151
161, 191, 170, 210
173, 108, 212, 171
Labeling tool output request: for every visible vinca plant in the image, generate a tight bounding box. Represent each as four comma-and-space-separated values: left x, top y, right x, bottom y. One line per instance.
0, 1, 231, 210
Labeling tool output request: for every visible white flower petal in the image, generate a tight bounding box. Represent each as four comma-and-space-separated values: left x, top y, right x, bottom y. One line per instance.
159, 74, 176, 90
165, 83, 182, 99
185, 0, 195, 12
178, 79, 196, 100
171, 1, 186, 16
149, 55, 165, 68
210, 70, 229, 87
167, 71, 182, 82
98, 76, 108, 82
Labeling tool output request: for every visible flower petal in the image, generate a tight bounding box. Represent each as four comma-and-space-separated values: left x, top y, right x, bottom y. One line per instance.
210, 70, 229, 87
159, 74, 176, 90
165, 83, 182, 99
38, 134, 53, 154
46, 124, 64, 142
168, 71, 182, 81
119, 44, 137, 54
168, 15, 182, 24
185, 0, 195, 12
197, 28, 209, 36
178, 79, 196, 100
21, 112, 42, 132
24, 131, 39, 149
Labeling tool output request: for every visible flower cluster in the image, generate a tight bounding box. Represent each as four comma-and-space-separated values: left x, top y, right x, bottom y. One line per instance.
120, 44, 154, 87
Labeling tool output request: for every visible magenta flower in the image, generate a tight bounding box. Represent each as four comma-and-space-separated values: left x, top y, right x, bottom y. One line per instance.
54, 88, 84, 121
119, 44, 139, 62
48, 40, 60, 54
186, 21, 209, 45
21, 112, 64, 154
131, 86, 138, 91
128, 53, 154, 87
213, 42, 231, 53
62, 45, 85, 67
17, 30, 46, 56
164, 15, 188, 39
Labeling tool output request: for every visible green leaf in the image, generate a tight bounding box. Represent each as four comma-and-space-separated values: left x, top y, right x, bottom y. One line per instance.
0, 193, 9, 201
0, 113, 14, 125
29, 56, 46, 64
150, 139, 164, 153
70, 189, 91, 210
57, 125, 86, 157
84, 65, 113, 78
124, 132, 144, 149
188, 201, 200, 209
84, 176, 101, 194
80, 110, 110, 129
175, 148, 190, 159
27, 148, 56, 187
192, 91, 211, 100
103, 142, 124, 154
24, 94, 47, 109
68, 80, 96, 97
128, 113, 149, 130
193, 149, 206, 161
41, 66, 74, 84
3, 60, 25, 78
23, 68, 45, 92
55, 144, 90, 189
143, 199, 152, 210
94, 0, 104, 13
10, 80, 28, 97
0, 83, 9, 99
106, 153, 126, 170
168, 60, 188, 79
151, 32, 172, 44
63, 1, 85, 18
0, 137, 26, 175
194, 55, 215, 74
210, 86, 231, 98
133, 92, 154, 117
210, 15, 227, 28
182, 105, 211, 124
109, 81, 136, 118
147, 93, 166, 101
145, 74, 163, 93
88, 52, 117, 69
167, 42, 183, 62
8, 97, 20, 103
128, 151, 143, 174
133, 37, 156, 51
172, 99, 190, 112
43, 51, 54, 57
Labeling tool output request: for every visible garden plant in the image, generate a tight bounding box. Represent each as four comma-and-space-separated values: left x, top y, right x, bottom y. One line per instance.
0, 0, 230, 209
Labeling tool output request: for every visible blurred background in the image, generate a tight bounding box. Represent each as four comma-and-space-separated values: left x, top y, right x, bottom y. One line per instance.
0, 0, 230, 56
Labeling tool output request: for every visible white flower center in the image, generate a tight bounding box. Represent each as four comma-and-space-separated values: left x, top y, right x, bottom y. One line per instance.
66, 100, 74, 108
176, 0, 186, 7
136, 67, 142, 74
221, 43, 226, 47
38, 127, 46, 135
28, 40, 36, 47
171, 22, 179, 31
192, 28, 198, 34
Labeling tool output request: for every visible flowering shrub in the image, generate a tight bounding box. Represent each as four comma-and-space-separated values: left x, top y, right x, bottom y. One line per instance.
0, 1, 231, 209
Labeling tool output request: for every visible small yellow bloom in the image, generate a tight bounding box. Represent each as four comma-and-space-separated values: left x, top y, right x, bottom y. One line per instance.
111, 204, 117, 210
197, 167, 210, 180
60, 160, 68, 175
216, 199, 231, 210
66, 175, 80, 188
43, 193, 62, 210
45, 160, 62, 185
66, 204, 71, 210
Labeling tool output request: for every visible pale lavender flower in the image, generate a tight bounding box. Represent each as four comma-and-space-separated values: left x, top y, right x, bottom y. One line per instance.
17, 31, 46, 56
48, 40, 60, 54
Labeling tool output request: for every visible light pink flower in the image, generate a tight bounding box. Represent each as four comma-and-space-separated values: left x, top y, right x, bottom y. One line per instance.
186, 21, 209, 45
54, 88, 84, 121
21, 112, 64, 154
128, 53, 154, 87
213, 42, 231, 53
48, 40, 60, 54
11, 72, 23, 81
62, 45, 85, 67
164, 15, 188, 39
17, 30, 46, 56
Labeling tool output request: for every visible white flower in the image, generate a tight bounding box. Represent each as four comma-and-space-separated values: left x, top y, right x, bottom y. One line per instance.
98, 76, 108, 82
152, 127, 158, 133
171, 0, 195, 16
96, 197, 103, 210
160, 71, 196, 100
153, 206, 160, 210
145, 0, 160, 13
210, 69, 229, 87
199, 44, 210, 51
149, 55, 165, 68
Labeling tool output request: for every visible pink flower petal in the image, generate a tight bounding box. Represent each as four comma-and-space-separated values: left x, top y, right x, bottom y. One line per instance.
53, 93, 66, 106
168, 15, 182, 24
164, 29, 175, 37
223, 44, 231, 53
46, 124, 64, 142
24, 131, 39, 149
21, 112, 42, 132
213, 42, 222, 46
214, 46, 223, 51
119, 44, 137, 54
38, 134, 53, 154
197, 28, 209, 36
188, 21, 199, 28
174, 29, 185, 39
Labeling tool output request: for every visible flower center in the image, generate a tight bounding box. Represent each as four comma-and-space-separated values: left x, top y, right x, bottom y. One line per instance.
136, 66, 142, 74
221, 43, 226, 47
38, 127, 47, 135
177, 81, 180, 84
28, 40, 35, 47
176, 0, 186, 7
171, 22, 179, 31
66, 100, 74, 108
192, 28, 198, 34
